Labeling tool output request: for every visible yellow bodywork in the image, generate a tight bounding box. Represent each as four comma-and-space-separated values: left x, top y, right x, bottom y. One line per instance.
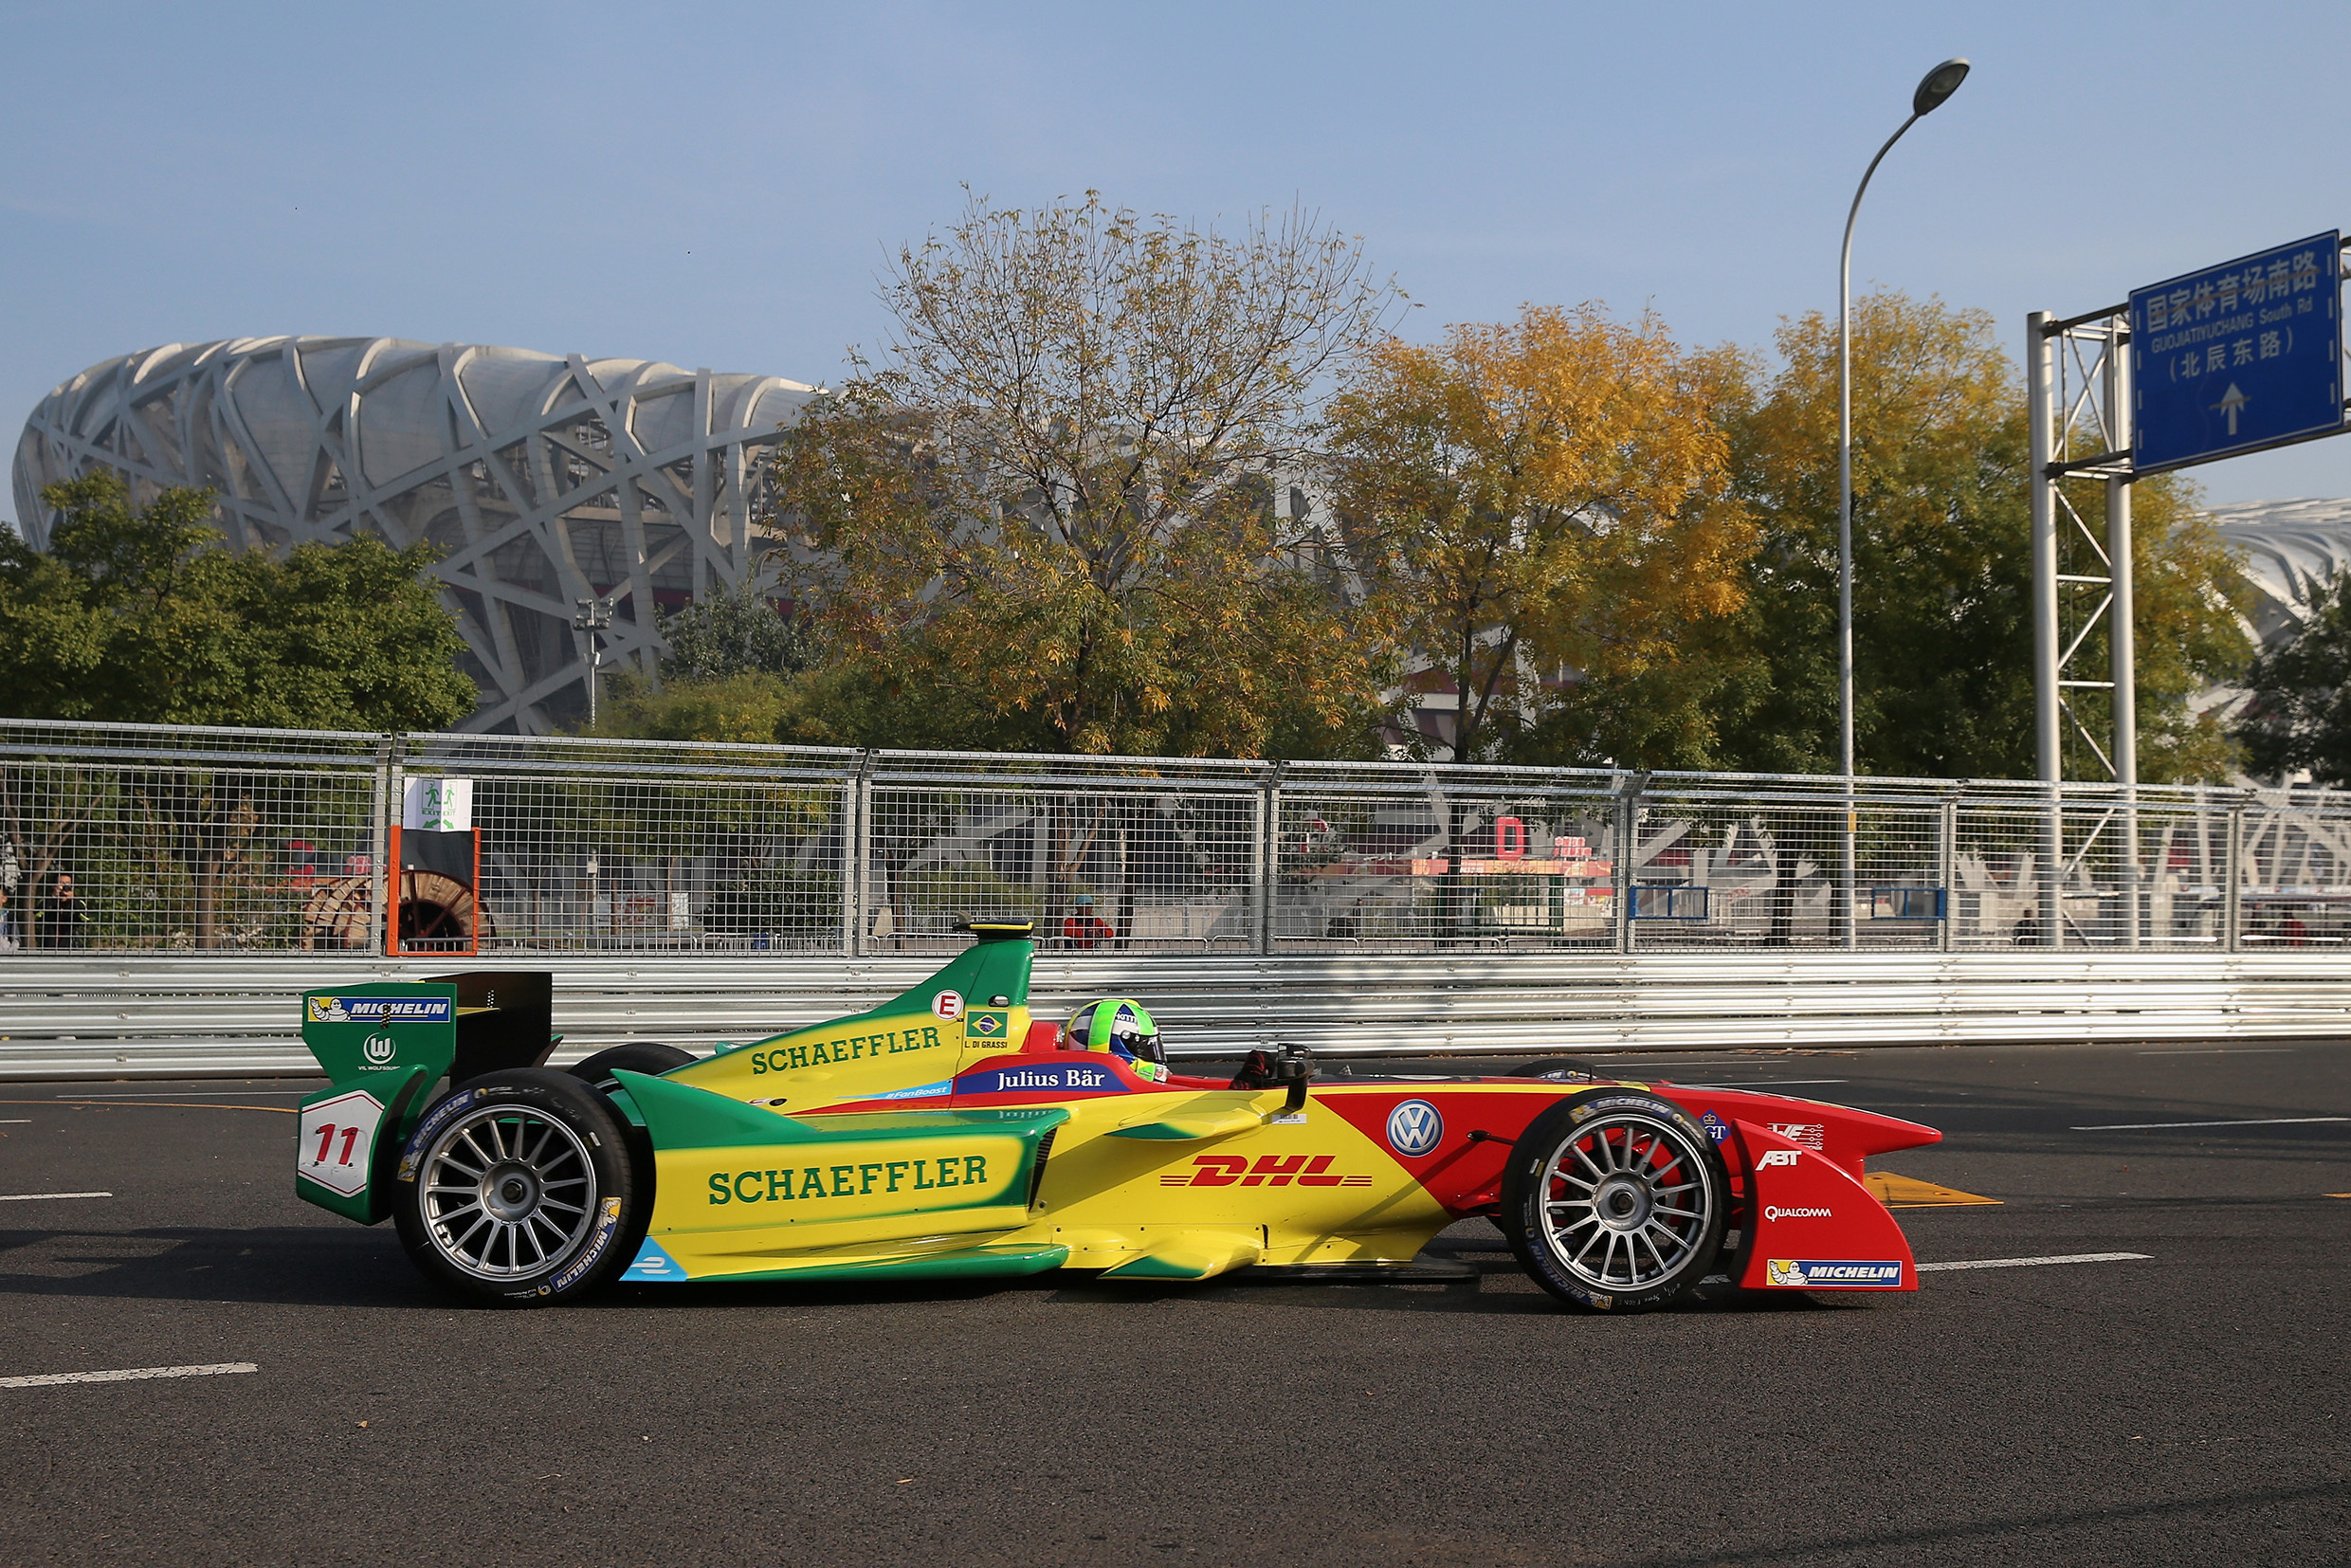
619, 935, 1463, 1284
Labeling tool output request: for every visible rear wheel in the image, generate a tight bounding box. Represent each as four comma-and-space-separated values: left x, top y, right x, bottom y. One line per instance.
393, 1068, 640, 1306
1499, 1089, 1727, 1313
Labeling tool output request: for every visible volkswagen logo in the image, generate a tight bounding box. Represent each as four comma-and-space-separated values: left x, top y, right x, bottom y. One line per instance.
1385, 1099, 1443, 1157
362, 1033, 397, 1066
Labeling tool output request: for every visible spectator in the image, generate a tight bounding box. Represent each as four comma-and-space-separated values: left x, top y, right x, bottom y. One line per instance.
0, 884, 15, 952
2280, 912, 2309, 947
35, 873, 89, 950
1062, 893, 1114, 950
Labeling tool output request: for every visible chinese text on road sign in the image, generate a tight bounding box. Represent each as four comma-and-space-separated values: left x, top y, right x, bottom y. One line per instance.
2131, 232, 2342, 471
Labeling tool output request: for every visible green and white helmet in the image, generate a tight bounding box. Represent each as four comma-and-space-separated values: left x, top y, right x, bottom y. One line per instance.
1066, 996, 1165, 1073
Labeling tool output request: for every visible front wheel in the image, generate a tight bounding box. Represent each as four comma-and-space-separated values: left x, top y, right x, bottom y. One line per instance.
393, 1068, 641, 1306
1499, 1090, 1727, 1313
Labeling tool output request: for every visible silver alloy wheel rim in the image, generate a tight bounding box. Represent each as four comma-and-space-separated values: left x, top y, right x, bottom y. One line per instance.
419, 1104, 598, 1281
1537, 1112, 1711, 1293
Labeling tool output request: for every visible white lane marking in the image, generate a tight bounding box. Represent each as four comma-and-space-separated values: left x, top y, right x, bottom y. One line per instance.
1918, 1252, 2151, 1273
1677, 1079, 1850, 1089
0, 1192, 113, 1202
74, 1090, 311, 1099
2072, 1116, 2350, 1131
1, 1362, 257, 1389
0, 1119, 29, 1123
2136, 1048, 2297, 1056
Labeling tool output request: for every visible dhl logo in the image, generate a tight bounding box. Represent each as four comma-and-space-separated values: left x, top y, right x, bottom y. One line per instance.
1159, 1155, 1375, 1189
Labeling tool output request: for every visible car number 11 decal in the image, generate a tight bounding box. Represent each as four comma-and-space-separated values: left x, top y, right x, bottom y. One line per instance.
298, 1088, 385, 1197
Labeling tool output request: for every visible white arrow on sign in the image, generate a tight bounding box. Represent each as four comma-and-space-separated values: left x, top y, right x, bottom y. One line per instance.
2214, 382, 2249, 436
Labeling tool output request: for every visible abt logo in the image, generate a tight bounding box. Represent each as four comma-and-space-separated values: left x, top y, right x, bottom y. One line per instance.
1756, 1149, 1802, 1168
1160, 1155, 1373, 1189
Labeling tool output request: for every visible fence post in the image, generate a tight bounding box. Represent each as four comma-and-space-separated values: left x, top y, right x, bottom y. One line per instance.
2223, 800, 2245, 954
380, 735, 405, 957
846, 751, 873, 957
1938, 796, 1959, 954
1613, 774, 1642, 956
1254, 762, 1283, 956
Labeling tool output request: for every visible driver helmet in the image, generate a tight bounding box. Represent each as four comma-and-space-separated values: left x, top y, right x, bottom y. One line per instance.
1066, 997, 1167, 1081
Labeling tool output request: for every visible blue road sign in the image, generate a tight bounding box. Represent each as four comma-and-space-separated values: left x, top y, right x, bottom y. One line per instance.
2131, 231, 2342, 471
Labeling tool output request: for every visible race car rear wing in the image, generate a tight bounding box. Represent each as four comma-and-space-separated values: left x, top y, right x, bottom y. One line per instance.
295, 970, 556, 1224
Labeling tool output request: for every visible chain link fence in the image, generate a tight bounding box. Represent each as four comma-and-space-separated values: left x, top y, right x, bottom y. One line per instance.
5, 719, 2343, 959
0, 720, 386, 954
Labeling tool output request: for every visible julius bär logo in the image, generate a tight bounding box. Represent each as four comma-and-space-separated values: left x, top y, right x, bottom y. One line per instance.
958, 1063, 1117, 1096
1385, 1099, 1443, 1157
1160, 1154, 1372, 1188
361, 1033, 397, 1067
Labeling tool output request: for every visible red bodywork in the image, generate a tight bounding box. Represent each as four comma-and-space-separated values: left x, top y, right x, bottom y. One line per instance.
841, 1028, 1943, 1292
1314, 1078, 1940, 1290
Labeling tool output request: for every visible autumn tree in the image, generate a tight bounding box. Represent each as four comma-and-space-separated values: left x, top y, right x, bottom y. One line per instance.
768, 191, 1403, 761
1715, 291, 2249, 783
1323, 303, 1754, 766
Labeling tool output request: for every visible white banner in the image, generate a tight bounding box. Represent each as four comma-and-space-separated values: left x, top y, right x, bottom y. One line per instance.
402, 776, 473, 831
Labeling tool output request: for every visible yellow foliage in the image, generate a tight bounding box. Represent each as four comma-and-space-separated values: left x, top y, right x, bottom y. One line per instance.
1325, 304, 1753, 760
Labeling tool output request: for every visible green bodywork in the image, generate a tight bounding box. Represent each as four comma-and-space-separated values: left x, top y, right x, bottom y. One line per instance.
295, 982, 458, 1224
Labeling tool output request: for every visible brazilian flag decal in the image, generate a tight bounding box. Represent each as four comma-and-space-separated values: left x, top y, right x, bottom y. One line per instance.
967, 1010, 1010, 1042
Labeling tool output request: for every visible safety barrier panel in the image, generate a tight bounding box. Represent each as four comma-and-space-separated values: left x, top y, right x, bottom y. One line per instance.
4, 949, 2349, 1079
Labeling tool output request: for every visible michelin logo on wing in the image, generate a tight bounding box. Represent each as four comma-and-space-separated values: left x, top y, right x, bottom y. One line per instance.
1765, 1258, 1904, 1287
306, 994, 453, 1025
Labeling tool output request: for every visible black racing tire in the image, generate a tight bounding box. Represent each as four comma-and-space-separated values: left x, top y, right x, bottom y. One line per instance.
1499, 1088, 1728, 1314
568, 1042, 694, 1090
392, 1068, 642, 1307
1504, 1057, 1606, 1082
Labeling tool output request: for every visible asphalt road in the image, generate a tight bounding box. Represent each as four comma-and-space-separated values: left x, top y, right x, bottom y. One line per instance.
2, 1042, 2347, 1567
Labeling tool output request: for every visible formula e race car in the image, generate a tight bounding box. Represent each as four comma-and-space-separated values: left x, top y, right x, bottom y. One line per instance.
292, 924, 1941, 1313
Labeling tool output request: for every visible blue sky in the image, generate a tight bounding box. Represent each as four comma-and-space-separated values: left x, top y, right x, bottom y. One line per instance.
5, 0, 2347, 512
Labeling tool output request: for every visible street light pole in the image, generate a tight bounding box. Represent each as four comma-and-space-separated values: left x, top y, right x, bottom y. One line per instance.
573, 595, 613, 727
1836, 55, 1968, 946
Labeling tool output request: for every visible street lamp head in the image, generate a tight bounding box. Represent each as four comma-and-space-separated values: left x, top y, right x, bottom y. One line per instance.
1912, 58, 1970, 117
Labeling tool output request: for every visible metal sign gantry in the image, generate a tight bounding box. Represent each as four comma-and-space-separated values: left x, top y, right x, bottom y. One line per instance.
2024, 232, 2349, 947
2029, 232, 2350, 792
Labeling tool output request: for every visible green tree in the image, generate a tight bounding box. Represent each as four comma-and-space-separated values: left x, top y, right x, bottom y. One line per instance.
1712, 292, 2249, 783
1, 470, 477, 729
654, 575, 811, 684
2236, 573, 2351, 783
770, 191, 1403, 759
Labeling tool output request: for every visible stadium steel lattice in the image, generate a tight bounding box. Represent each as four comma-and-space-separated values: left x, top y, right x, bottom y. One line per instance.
10, 337, 818, 732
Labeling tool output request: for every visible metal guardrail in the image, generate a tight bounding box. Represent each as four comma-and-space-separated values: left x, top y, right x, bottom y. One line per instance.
6, 950, 2348, 1080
